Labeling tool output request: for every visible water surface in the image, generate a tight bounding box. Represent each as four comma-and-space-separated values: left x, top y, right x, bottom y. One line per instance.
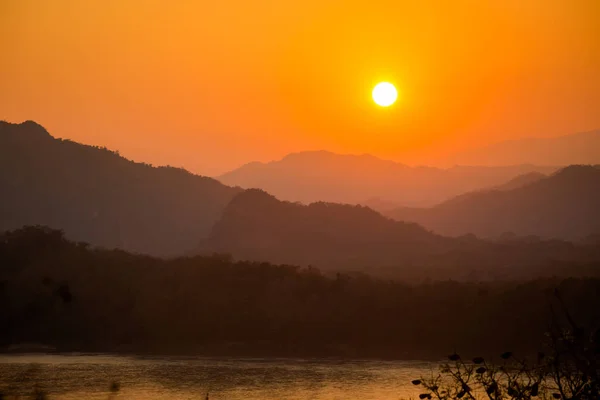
0, 354, 439, 399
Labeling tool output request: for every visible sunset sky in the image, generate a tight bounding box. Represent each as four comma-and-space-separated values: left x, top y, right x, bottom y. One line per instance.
1, 0, 599, 175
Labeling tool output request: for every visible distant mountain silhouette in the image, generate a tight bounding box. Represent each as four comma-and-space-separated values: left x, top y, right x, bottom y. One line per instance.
422, 172, 548, 211
0, 121, 241, 256
359, 197, 402, 213
218, 151, 557, 206
200, 188, 599, 280
445, 130, 600, 166
491, 171, 547, 191
385, 165, 600, 241
362, 172, 548, 214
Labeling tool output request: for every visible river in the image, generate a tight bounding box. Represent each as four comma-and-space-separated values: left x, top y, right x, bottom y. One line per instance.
0, 354, 440, 399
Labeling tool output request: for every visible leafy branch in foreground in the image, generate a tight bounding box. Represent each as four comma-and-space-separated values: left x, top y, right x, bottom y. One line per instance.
412, 291, 599, 400
413, 352, 546, 400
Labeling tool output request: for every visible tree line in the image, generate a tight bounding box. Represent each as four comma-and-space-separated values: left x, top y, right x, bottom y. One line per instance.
1, 226, 599, 360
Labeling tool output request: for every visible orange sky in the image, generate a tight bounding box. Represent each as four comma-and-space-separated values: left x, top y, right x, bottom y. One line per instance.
1, 0, 599, 175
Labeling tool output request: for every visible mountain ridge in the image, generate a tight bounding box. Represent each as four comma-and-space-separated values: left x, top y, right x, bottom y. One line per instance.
0, 120, 242, 256
218, 150, 559, 206
385, 165, 600, 241
200, 186, 600, 280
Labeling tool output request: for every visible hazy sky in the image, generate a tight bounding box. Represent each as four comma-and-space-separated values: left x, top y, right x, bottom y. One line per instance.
1, 0, 599, 175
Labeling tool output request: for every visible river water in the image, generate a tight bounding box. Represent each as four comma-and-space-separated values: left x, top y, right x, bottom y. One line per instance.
0, 354, 440, 399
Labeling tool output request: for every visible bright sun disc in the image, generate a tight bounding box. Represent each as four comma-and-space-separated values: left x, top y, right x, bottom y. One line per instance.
372, 82, 398, 107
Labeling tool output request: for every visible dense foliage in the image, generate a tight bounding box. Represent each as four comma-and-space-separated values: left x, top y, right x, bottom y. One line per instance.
413, 303, 600, 400
2, 226, 600, 359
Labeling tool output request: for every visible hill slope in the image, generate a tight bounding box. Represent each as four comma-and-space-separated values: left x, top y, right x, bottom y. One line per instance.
386, 166, 600, 240
361, 172, 548, 213
200, 189, 600, 280
492, 171, 547, 191
0, 120, 241, 256
202, 189, 444, 267
218, 151, 557, 206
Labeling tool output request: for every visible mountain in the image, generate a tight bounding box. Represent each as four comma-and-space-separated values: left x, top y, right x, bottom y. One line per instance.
362, 172, 548, 214
0, 120, 241, 256
218, 151, 557, 207
201, 188, 444, 267
492, 171, 547, 191
200, 189, 599, 281
359, 197, 402, 214
424, 171, 548, 211
385, 165, 600, 241
445, 130, 600, 166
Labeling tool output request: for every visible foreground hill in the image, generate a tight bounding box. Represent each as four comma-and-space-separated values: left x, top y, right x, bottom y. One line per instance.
445, 129, 600, 166
218, 151, 557, 207
200, 189, 600, 281
386, 165, 600, 241
0, 121, 241, 256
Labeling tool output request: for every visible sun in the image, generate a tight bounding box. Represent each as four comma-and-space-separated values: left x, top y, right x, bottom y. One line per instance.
372, 82, 398, 107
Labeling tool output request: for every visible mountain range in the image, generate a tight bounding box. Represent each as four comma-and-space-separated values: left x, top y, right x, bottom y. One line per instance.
2, 120, 600, 280
219, 129, 600, 207
199, 188, 600, 280
0, 121, 240, 256
218, 151, 558, 207
384, 165, 600, 241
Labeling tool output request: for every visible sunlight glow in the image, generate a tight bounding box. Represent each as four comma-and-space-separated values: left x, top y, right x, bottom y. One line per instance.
372, 82, 398, 107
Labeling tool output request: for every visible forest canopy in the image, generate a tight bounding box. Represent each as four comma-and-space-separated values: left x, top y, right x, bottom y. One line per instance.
2, 226, 599, 359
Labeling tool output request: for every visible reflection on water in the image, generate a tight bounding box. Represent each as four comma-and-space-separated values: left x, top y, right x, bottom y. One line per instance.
0, 354, 439, 399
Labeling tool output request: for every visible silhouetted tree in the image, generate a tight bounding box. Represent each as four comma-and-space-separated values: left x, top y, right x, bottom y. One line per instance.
413, 292, 600, 399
